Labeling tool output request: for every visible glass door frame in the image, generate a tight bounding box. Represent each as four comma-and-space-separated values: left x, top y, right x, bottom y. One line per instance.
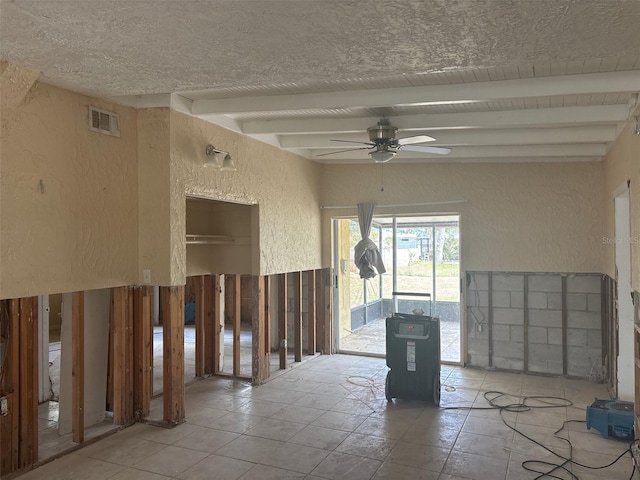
332, 213, 464, 366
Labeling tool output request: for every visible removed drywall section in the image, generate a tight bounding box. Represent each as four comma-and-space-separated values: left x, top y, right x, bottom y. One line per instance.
466, 271, 603, 380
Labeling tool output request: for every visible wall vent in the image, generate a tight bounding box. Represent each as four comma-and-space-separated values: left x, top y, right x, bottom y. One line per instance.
88, 106, 120, 137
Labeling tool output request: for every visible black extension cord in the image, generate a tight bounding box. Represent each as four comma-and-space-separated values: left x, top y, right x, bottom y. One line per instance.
442, 390, 637, 480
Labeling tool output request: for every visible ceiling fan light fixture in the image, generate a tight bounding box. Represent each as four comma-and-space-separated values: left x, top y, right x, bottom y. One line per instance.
370, 149, 396, 163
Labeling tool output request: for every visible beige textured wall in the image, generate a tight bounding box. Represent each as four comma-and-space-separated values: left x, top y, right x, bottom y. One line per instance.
138, 108, 172, 286
1, 81, 138, 298
321, 162, 605, 274
169, 111, 322, 282
603, 118, 640, 290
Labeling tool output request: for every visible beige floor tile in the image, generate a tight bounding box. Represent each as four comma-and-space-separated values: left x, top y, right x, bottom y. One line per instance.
215, 434, 284, 463
331, 397, 377, 416
294, 392, 343, 410
386, 441, 449, 472
372, 461, 440, 479
272, 404, 326, 424
288, 425, 350, 450
239, 464, 306, 480
401, 424, 459, 450
261, 442, 330, 473
177, 454, 254, 480
173, 425, 239, 453
462, 416, 515, 440
310, 451, 382, 480
335, 432, 397, 460
133, 445, 209, 476
139, 422, 204, 445
206, 412, 264, 434
453, 431, 512, 460
78, 434, 167, 466
234, 399, 287, 417
20, 454, 125, 480
443, 451, 508, 479
108, 468, 173, 480
311, 411, 369, 431
245, 417, 306, 441
354, 416, 411, 439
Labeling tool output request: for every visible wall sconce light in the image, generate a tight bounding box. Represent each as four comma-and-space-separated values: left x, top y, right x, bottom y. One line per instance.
205, 144, 237, 171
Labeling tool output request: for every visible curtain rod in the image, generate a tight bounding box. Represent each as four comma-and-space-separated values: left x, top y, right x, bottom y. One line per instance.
320, 200, 467, 210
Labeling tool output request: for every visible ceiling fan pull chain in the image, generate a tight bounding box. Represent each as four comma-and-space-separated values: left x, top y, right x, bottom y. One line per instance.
380, 162, 385, 192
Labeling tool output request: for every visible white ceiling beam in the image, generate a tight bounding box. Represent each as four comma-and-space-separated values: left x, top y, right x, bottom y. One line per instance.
243, 105, 629, 135
279, 125, 618, 149
317, 156, 603, 165
309, 144, 607, 161
191, 71, 640, 115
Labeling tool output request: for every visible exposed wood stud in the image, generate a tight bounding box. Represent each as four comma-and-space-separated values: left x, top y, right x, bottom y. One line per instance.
323, 268, 333, 355
213, 274, 222, 373
18, 297, 38, 466
0, 300, 20, 474
264, 276, 271, 371
294, 271, 303, 362
232, 275, 241, 376
112, 287, 134, 425
133, 286, 153, 419
194, 276, 206, 377
203, 275, 214, 374
307, 270, 316, 355
252, 276, 268, 384
278, 273, 288, 369
161, 286, 185, 426
71, 292, 84, 444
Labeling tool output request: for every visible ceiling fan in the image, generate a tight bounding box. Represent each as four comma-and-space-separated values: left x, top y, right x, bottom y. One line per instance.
316, 118, 451, 162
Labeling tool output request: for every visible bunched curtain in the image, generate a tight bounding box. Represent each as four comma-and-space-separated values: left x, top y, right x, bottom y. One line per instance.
353, 203, 386, 279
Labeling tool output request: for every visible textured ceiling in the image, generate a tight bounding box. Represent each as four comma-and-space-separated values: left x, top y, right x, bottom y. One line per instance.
2, 0, 639, 164
1, 0, 640, 96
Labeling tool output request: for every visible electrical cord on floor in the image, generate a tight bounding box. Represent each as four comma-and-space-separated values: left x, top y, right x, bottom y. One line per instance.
443, 391, 637, 480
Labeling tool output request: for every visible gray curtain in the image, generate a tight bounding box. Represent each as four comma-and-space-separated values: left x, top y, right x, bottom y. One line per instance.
353, 203, 386, 279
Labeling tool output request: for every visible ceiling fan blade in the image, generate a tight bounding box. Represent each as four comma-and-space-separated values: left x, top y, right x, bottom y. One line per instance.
396, 134, 436, 145
330, 139, 375, 146
400, 145, 452, 155
315, 147, 372, 157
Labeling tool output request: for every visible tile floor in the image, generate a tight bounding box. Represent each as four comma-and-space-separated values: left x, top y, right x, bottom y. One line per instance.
22, 355, 634, 480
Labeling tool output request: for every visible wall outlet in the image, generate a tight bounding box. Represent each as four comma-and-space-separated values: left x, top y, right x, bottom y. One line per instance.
143, 269, 151, 284
1, 396, 8, 416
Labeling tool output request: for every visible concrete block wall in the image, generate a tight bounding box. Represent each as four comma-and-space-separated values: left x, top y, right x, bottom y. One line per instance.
466, 271, 604, 381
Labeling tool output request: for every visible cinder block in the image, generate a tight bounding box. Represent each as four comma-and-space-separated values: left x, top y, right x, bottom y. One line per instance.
547, 293, 562, 310
528, 275, 562, 293
587, 330, 602, 349
510, 292, 524, 308
493, 340, 525, 360
567, 329, 588, 347
468, 338, 489, 356
493, 308, 524, 325
528, 309, 562, 327
567, 346, 602, 378
567, 311, 601, 330
470, 272, 488, 291
528, 292, 547, 309
528, 326, 548, 344
467, 290, 488, 307
566, 293, 587, 311
468, 353, 489, 367
493, 357, 524, 371
493, 324, 511, 341
492, 291, 511, 308
567, 275, 601, 294
510, 325, 524, 342
529, 344, 563, 374
548, 327, 563, 345
492, 274, 524, 292
587, 294, 602, 312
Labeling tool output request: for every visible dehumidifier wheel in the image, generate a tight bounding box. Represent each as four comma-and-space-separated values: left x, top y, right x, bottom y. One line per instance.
385, 371, 393, 402
432, 374, 441, 406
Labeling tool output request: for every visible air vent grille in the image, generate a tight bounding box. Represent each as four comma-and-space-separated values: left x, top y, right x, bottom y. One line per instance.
88, 106, 120, 137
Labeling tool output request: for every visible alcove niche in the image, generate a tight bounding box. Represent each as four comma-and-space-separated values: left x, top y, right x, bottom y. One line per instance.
185, 196, 259, 276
